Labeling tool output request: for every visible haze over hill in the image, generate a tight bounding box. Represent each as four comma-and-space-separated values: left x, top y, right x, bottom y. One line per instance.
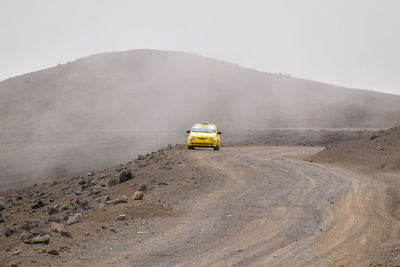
1, 49, 400, 135
1, 49, 400, 188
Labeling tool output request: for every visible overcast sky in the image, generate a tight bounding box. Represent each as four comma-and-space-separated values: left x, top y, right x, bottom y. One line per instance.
1, 0, 399, 94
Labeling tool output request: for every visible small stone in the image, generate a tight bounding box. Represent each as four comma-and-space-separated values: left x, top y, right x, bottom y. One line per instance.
24, 234, 51, 244
132, 191, 144, 200
0, 198, 5, 211
80, 200, 89, 208
116, 214, 127, 221
31, 199, 48, 209
47, 249, 59, 256
4, 228, 15, 237
0, 212, 4, 223
67, 213, 82, 225
92, 186, 103, 195
19, 231, 34, 241
119, 170, 134, 183
50, 222, 65, 233
78, 180, 86, 185
107, 178, 119, 187
70, 198, 80, 207
370, 134, 379, 140
138, 184, 148, 192
47, 204, 59, 215
112, 197, 128, 205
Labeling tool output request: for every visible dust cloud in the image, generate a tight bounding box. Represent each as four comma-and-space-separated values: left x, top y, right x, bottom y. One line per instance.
1, 49, 400, 189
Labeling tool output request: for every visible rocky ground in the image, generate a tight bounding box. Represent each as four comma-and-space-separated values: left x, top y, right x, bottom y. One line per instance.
312, 125, 400, 171
0, 144, 203, 266
1, 142, 400, 266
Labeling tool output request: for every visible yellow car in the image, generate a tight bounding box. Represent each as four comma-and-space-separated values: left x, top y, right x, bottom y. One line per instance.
187, 123, 222, 150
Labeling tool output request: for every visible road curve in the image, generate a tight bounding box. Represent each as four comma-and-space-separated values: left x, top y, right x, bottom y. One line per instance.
87, 146, 399, 266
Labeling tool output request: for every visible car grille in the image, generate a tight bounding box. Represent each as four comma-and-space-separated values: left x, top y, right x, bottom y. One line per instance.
197, 137, 208, 140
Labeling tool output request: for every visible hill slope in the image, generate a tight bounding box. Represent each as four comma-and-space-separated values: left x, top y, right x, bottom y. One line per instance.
1, 49, 400, 136
312, 125, 400, 171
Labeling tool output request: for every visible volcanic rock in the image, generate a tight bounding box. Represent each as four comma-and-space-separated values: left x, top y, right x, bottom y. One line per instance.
47, 204, 59, 215
67, 213, 82, 225
31, 199, 48, 209
47, 249, 59, 256
119, 170, 134, 183
50, 222, 72, 237
0, 198, 5, 211
107, 178, 119, 187
5, 227, 15, 237
24, 234, 51, 244
112, 196, 128, 205
132, 191, 144, 200
116, 214, 128, 221
138, 184, 148, 192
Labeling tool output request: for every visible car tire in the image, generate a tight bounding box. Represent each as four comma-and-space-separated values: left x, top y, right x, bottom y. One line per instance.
214, 146, 219, 151
188, 146, 194, 150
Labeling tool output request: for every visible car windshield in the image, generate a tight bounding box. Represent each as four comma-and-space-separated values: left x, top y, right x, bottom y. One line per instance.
191, 126, 216, 133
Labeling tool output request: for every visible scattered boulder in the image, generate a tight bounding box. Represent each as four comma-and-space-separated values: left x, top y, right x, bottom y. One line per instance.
4, 228, 15, 237
67, 213, 82, 225
116, 214, 128, 221
138, 184, 148, 192
112, 196, 128, 205
31, 199, 48, 209
49, 222, 71, 237
47, 249, 59, 256
92, 186, 103, 195
0, 212, 4, 223
24, 234, 51, 245
70, 198, 80, 207
80, 200, 89, 208
50, 222, 65, 233
47, 204, 59, 215
0, 198, 5, 211
20, 221, 33, 231
370, 134, 379, 140
376, 145, 384, 151
119, 170, 134, 183
19, 231, 34, 242
78, 180, 86, 185
132, 191, 144, 200
107, 178, 119, 187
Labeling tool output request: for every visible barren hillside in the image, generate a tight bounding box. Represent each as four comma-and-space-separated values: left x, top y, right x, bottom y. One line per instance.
1, 49, 400, 137
312, 125, 400, 171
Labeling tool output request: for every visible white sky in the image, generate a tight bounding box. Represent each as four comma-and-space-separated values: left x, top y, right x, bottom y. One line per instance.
1, 0, 399, 94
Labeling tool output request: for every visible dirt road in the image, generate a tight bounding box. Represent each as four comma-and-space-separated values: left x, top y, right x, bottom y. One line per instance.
64, 146, 399, 266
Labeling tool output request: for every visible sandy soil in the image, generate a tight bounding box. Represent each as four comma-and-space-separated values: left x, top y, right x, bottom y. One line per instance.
1, 144, 400, 266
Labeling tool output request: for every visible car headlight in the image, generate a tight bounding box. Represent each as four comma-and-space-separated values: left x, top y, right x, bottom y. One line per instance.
209, 137, 216, 140
189, 136, 196, 140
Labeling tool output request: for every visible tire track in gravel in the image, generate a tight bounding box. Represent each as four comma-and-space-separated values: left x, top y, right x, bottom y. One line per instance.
83, 146, 398, 266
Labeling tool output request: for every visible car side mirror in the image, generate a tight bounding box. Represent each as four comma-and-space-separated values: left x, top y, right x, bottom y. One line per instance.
217, 131, 222, 135
186, 130, 190, 133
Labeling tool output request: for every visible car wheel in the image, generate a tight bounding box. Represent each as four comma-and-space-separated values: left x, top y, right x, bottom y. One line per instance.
188, 146, 194, 150
214, 146, 219, 151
